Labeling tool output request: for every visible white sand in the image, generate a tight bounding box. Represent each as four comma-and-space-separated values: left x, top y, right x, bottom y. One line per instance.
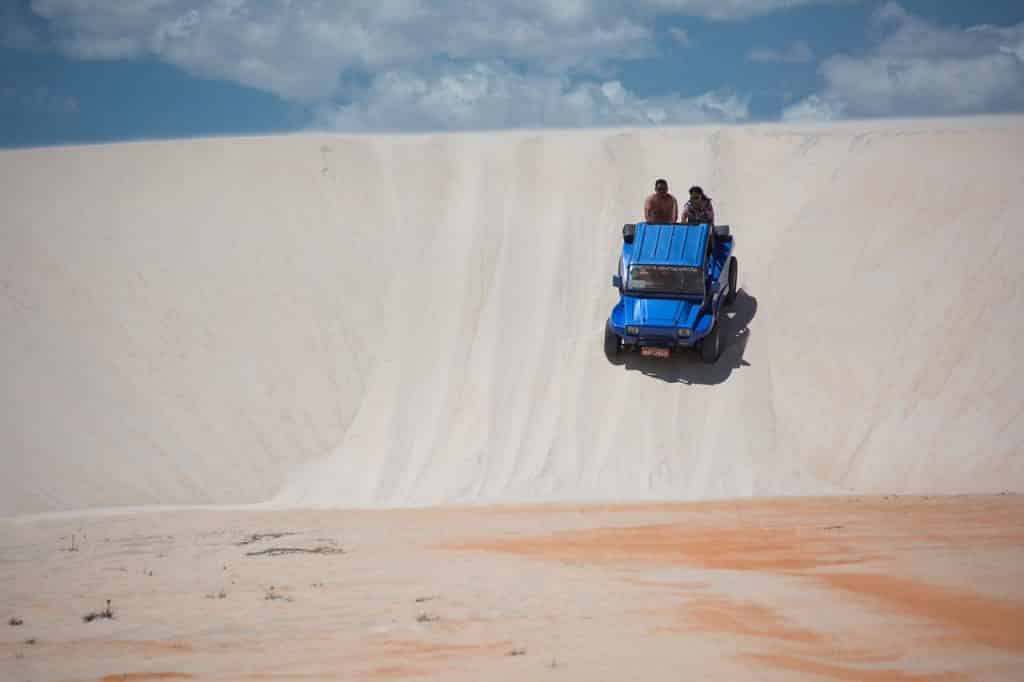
2, 116, 1023, 517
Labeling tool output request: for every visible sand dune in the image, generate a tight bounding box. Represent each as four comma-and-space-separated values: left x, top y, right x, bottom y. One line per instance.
2, 116, 1023, 516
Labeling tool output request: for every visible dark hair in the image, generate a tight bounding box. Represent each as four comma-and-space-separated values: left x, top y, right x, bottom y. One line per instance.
688, 185, 703, 196
655, 178, 668, 189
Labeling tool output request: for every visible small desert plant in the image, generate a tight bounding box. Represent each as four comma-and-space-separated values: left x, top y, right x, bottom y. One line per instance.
83, 600, 114, 623
8, 617, 23, 626
263, 586, 292, 602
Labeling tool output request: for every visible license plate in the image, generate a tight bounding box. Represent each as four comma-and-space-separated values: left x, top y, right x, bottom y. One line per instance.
641, 347, 670, 358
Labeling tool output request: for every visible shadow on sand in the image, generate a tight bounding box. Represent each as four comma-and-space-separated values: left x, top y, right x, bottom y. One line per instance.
617, 289, 757, 385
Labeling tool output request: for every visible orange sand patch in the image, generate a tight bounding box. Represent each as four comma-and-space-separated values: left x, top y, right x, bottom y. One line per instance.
450, 496, 1024, 573
819, 573, 1024, 653
448, 496, 1024, 678
458, 495, 1022, 527
361, 638, 514, 679
447, 521, 875, 572
740, 654, 967, 682
367, 665, 430, 679
371, 639, 511, 657
664, 593, 822, 644
654, 592, 906, 666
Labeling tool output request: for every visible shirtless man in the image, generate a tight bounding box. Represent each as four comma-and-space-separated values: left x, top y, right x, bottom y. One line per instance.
644, 178, 678, 224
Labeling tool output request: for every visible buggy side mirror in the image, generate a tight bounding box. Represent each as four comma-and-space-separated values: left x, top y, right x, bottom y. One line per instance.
612, 275, 622, 289
622, 223, 636, 244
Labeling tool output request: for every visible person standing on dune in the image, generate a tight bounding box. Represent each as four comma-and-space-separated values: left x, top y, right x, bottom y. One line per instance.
644, 178, 678, 224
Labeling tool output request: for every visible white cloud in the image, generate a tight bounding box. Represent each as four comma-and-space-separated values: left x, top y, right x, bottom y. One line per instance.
785, 3, 1024, 119
315, 62, 749, 131
781, 93, 843, 121
21, 1, 847, 103
748, 40, 814, 63
25, 2, 658, 101
636, 0, 846, 21
14, 1, 860, 130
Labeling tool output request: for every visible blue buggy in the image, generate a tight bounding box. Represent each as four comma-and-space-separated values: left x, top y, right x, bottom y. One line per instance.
605, 222, 738, 364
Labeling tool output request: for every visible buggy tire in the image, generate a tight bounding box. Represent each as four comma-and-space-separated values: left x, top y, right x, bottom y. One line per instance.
700, 320, 722, 364
604, 320, 622, 363
725, 256, 738, 306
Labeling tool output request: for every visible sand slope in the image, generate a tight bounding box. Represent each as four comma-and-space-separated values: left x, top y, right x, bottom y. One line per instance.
2, 117, 1023, 516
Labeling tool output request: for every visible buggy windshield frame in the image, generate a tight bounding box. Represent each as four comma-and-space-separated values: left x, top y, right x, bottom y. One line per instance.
626, 264, 704, 297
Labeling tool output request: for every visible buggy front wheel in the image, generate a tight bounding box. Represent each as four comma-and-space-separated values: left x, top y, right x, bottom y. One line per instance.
604, 321, 622, 363
725, 256, 738, 306
700, 320, 722, 364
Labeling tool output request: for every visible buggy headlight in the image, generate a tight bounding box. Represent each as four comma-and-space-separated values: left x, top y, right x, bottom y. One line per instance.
677, 328, 691, 338
627, 326, 640, 336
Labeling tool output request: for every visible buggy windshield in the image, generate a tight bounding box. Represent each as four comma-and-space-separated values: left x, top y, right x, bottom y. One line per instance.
627, 264, 704, 296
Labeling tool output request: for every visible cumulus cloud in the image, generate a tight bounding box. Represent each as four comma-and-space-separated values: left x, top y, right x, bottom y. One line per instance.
637, 0, 844, 22
748, 41, 814, 63
784, 3, 1024, 120
778, 94, 842, 121
316, 63, 750, 131
22, 2, 656, 101
21, 0, 844, 103
11, 1, 853, 130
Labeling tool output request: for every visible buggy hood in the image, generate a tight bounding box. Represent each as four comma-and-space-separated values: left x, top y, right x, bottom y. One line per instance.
621, 296, 703, 329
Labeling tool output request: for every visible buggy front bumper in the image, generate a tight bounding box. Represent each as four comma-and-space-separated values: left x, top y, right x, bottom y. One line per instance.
612, 317, 714, 348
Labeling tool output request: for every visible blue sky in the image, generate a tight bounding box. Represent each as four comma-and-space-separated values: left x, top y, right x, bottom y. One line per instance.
2, 1, 1023, 148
